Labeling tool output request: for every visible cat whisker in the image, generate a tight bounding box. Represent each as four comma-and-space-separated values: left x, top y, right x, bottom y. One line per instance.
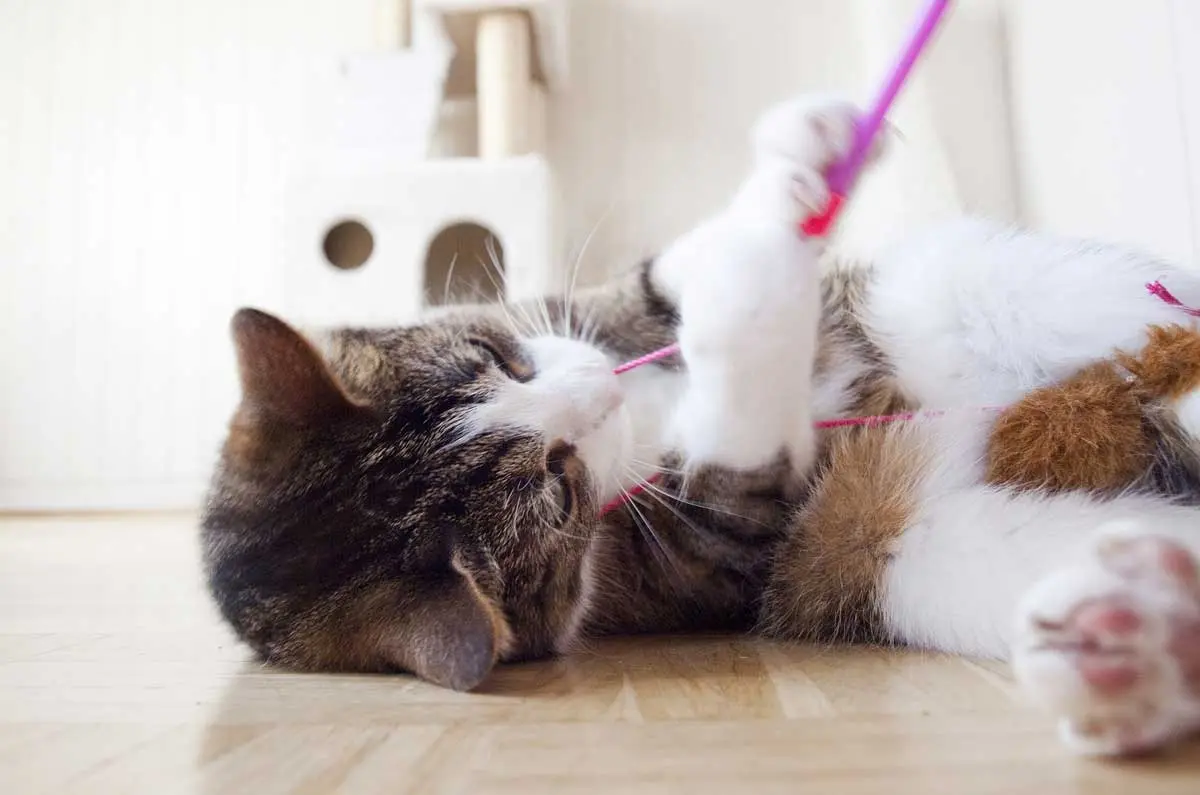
497, 301, 527, 340
545, 522, 589, 543
482, 237, 552, 339
635, 474, 766, 527
564, 204, 613, 337
620, 463, 712, 543
477, 254, 538, 336
626, 456, 689, 477
579, 301, 602, 347
620, 484, 686, 581
626, 472, 711, 543
441, 249, 461, 307
508, 511, 522, 546
623, 458, 769, 526
535, 293, 555, 338
432, 428, 476, 458
577, 286, 610, 347
466, 258, 525, 335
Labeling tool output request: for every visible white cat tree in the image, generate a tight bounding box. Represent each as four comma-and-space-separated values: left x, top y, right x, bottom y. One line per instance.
283, 0, 568, 327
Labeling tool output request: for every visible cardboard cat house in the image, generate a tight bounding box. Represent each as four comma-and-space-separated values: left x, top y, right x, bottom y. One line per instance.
283, 0, 568, 327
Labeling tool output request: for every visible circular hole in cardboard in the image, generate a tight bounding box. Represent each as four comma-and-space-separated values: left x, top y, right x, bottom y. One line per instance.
323, 219, 374, 270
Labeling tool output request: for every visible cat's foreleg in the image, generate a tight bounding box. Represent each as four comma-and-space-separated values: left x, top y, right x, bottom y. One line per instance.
653, 95, 865, 474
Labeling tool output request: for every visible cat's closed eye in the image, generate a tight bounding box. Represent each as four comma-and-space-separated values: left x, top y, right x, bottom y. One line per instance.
467, 337, 529, 382
546, 443, 576, 521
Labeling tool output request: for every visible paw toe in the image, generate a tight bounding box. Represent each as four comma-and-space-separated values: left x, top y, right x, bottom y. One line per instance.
1097, 532, 1200, 596
1013, 534, 1200, 756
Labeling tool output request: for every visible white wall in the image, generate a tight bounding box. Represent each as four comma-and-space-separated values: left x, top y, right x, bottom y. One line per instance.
1, 0, 383, 509
548, 0, 861, 272
1006, 0, 1199, 264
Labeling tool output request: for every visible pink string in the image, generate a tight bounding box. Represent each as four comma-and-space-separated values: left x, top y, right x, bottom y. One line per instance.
599, 477, 659, 516
1147, 280, 1200, 317
611, 343, 680, 375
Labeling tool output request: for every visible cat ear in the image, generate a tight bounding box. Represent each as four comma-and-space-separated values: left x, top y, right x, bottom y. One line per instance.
375, 568, 509, 691
230, 308, 359, 425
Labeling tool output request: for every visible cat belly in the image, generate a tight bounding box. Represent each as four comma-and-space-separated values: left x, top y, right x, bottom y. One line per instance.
762, 410, 1200, 659
864, 218, 1200, 408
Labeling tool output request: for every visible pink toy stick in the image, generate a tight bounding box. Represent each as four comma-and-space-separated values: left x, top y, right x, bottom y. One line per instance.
611, 342, 680, 375
800, 0, 952, 236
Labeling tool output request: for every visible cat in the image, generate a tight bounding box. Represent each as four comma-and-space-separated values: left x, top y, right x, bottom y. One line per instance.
201, 94, 1200, 756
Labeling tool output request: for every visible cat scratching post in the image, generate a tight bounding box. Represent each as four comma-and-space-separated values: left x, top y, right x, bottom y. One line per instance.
376, 0, 412, 49
282, 0, 569, 327
477, 11, 532, 158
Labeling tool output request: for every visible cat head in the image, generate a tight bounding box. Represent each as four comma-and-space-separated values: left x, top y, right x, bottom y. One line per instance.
201, 307, 629, 690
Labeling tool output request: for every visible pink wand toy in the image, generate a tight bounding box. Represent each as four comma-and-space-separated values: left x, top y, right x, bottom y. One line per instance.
800, 0, 953, 236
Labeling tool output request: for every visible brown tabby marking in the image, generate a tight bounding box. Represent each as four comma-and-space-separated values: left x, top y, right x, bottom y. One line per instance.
203, 308, 601, 691
585, 454, 800, 638
758, 424, 927, 643
817, 262, 912, 418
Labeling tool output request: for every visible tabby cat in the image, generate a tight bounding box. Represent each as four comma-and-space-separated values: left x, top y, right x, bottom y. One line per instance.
202, 94, 1200, 756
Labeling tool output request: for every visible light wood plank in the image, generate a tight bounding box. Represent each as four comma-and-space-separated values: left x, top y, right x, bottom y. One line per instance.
0, 514, 1196, 793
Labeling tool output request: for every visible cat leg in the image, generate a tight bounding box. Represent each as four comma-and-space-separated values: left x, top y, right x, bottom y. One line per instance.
1013, 522, 1200, 756
587, 97, 879, 638
653, 94, 868, 474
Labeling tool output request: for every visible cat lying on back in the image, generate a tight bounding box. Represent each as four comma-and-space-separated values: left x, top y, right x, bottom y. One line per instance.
202, 94, 1200, 757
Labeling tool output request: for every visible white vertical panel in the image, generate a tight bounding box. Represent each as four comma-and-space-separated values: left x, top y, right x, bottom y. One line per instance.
1169, 0, 1200, 265
548, 0, 862, 273
0, 0, 380, 509
1006, 0, 1194, 264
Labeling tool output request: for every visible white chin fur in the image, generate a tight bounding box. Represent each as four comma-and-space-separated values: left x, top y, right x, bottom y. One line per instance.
465, 334, 632, 503
576, 405, 634, 504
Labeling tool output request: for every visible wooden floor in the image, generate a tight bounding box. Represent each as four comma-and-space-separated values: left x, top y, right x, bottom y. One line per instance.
1, 516, 1198, 794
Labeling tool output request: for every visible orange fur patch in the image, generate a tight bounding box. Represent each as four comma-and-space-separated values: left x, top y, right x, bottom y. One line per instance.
985, 362, 1149, 493
1118, 324, 1200, 401
986, 324, 1200, 494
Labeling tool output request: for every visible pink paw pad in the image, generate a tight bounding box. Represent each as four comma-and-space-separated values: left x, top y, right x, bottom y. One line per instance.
1074, 601, 1142, 638
1015, 532, 1200, 756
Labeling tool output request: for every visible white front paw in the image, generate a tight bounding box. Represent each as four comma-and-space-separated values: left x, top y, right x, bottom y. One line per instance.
1012, 525, 1200, 756
746, 94, 882, 223
753, 94, 859, 171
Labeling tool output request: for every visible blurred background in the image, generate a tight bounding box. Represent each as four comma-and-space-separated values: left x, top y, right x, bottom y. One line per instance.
1, 0, 1197, 512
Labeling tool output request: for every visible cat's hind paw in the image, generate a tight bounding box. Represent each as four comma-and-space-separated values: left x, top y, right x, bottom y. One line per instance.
1012, 525, 1200, 756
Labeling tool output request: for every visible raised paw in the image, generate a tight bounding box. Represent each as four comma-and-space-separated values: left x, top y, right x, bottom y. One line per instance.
747, 94, 884, 222
1012, 526, 1200, 756
752, 94, 858, 172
